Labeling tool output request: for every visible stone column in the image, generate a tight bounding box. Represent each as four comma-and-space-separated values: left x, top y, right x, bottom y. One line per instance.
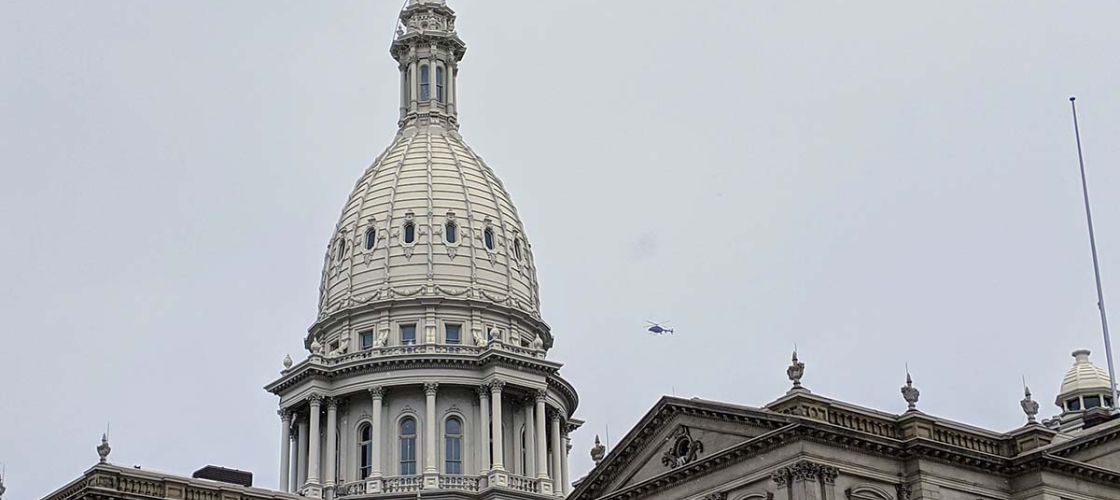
477, 385, 491, 475
550, 412, 563, 495
561, 434, 571, 496
367, 387, 385, 494
289, 426, 299, 492
488, 380, 508, 487
306, 395, 323, 498
424, 383, 440, 488
534, 392, 551, 484
297, 415, 309, 489
409, 60, 418, 112
279, 409, 292, 491
325, 398, 338, 493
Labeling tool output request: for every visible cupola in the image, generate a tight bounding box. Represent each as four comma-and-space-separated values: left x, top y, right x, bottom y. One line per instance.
1056, 349, 1113, 414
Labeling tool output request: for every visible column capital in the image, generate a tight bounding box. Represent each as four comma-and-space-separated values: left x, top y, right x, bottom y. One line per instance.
550, 410, 564, 424
424, 382, 440, 396
308, 394, 323, 406
279, 408, 292, 421
326, 397, 340, 410
535, 389, 548, 403
489, 379, 506, 393
477, 384, 491, 398
368, 386, 385, 400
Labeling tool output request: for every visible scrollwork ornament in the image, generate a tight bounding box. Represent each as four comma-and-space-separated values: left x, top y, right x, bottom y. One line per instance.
660, 426, 704, 469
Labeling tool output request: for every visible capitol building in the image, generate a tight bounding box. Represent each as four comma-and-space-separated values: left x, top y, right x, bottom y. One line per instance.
26, 2, 1120, 500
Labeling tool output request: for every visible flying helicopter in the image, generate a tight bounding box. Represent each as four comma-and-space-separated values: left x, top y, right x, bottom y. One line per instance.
646, 321, 674, 335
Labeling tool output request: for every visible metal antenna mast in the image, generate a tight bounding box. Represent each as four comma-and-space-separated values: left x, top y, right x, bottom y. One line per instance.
1070, 96, 1119, 408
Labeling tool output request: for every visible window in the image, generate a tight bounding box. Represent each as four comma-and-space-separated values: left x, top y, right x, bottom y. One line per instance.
403, 221, 416, 244
360, 330, 375, 350
445, 221, 458, 244
400, 418, 417, 475
365, 227, 377, 250
358, 423, 373, 479
445, 417, 463, 474
436, 66, 446, 103
520, 426, 528, 473
513, 238, 523, 260
1068, 398, 1082, 411
446, 324, 461, 345
1108, 397, 1115, 407
484, 228, 495, 251
1085, 395, 1103, 409
336, 238, 347, 261
400, 324, 417, 345
420, 65, 430, 102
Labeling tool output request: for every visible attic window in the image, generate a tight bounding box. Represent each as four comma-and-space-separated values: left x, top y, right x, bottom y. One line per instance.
445, 221, 458, 244
403, 222, 416, 244
1085, 395, 1102, 409
365, 227, 377, 250
483, 228, 495, 251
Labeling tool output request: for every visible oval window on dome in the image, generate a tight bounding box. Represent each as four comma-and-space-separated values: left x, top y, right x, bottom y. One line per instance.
403, 222, 416, 244
484, 228, 495, 251
365, 227, 377, 250
445, 221, 458, 244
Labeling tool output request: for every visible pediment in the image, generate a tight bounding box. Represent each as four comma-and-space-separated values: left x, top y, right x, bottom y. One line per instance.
591, 398, 792, 495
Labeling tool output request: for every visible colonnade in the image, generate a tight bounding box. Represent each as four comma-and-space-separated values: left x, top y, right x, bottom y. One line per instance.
278, 380, 571, 498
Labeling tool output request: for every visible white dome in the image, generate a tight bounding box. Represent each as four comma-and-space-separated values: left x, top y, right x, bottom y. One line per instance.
1058, 349, 1112, 398
316, 125, 541, 322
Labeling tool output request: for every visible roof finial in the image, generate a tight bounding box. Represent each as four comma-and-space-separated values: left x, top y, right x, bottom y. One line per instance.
590, 435, 606, 465
1020, 377, 1039, 424
0, 462, 7, 499
282, 354, 293, 370
901, 367, 920, 411
97, 433, 112, 464
787, 348, 807, 393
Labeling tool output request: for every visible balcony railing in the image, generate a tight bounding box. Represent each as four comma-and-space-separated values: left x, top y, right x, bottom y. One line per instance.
508, 474, 541, 494
336, 481, 366, 497
383, 475, 423, 493
318, 341, 548, 367
438, 474, 481, 492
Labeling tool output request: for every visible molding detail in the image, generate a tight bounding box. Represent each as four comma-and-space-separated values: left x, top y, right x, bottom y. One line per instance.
661, 426, 704, 469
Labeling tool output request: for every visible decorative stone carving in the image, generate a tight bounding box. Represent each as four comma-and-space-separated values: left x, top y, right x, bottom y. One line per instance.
787, 350, 805, 390
700, 493, 727, 500
97, 433, 111, 464
424, 382, 439, 396
368, 386, 385, 400
488, 326, 503, 343
1021, 385, 1039, 423
531, 334, 544, 351
661, 426, 704, 469
590, 435, 606, 465
489, 380, 506, 393
901, 372, 920, 411
896, 483, 913, 500
310, 338, 323, 355
772, 461, 839, 489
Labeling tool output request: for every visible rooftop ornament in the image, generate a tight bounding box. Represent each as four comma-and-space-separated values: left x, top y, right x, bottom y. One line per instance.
0, 463, 6, 499
282, 354, 293, 370
1021, 384, 1040, 424
787, 349, 807, 393
97, 433, 111, 464
901, 371, 920, 412
590, 435, 606, 465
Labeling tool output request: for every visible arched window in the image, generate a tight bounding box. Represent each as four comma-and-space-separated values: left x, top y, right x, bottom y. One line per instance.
336, 238, 347, 261
420, 65, 431, 102
520, 426, 528, 473
436, 66, 446, 103
445, 417, 463, 474
365, 227, 377, 250
513, 238, 523, 261
400, 417, 417, 475
403, 221, 416, 244
484, 228, 495, 251
358, 423, 373, 479
445, 221, 458, 244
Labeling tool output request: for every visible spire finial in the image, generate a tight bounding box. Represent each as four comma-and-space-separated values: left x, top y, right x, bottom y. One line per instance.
590, 434, 606, 465
1021, 377, 1039, 424
787, 348, 807, 392
97, 433, 111, 463
901, 368, 920, 411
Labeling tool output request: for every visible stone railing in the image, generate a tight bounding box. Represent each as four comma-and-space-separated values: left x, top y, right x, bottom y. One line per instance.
43, 465, 298, 500
439, 474, 481, 492
383, 475, 423, 493
930, 423, 1006, 456
508, 474, 542, 494
320, 341, 544, 366
117, 476, 166, 497
335, 480, 366, 497
184, 487, 222, 500
825, 406, 900, 439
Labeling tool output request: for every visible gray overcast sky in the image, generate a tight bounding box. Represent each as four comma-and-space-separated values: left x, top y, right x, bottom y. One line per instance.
2, 1, 1120, 498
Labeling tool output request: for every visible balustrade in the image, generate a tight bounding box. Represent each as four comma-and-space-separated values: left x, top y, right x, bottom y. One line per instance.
508, 474, 542, 494
383, 475, 423, 493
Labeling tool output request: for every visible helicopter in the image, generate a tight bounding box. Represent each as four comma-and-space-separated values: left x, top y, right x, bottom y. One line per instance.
646, 321, 674, 335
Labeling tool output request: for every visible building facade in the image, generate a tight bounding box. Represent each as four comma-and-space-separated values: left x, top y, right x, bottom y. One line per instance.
569, 351, 1120, 500
40, 1, 579, 500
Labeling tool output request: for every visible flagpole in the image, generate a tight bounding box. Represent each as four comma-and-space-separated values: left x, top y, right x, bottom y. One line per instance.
1070, 96, 1119, 409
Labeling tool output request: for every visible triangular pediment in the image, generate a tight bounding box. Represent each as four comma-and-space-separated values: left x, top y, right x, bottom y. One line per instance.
573, 397, 792, 500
